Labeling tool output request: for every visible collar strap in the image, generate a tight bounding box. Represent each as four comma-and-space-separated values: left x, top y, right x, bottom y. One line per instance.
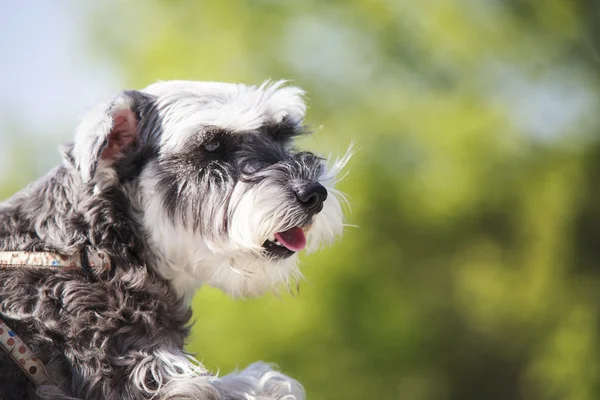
0, 250, 111, 271
0, 249, 111, 386
0, 318, 50, 386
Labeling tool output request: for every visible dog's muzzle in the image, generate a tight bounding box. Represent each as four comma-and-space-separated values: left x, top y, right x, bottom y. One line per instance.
261, 182, 328, 259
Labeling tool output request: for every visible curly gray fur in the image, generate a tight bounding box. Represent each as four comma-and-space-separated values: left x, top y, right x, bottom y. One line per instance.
0, 153, 196, 399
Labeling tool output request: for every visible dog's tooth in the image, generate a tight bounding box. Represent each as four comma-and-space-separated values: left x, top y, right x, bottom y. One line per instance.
269, 234, 276, 242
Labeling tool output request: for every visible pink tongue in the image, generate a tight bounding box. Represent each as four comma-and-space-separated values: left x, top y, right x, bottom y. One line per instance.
274, 227, 306, 252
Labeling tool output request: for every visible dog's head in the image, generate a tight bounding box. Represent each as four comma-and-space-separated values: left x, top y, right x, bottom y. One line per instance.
69, 81, 350, 299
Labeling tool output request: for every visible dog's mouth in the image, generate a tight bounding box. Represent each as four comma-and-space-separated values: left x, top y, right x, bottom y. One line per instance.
262, 227, 306, 259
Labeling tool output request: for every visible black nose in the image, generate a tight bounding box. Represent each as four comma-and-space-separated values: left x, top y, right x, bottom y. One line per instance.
294, 183, 328, 213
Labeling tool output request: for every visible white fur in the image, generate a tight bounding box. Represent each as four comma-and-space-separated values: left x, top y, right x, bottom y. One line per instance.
305, 146, 353, 254
131, 348, 304, 399
132, 348, 216, 399
129, 347, 304, 400
143, 80, 306, 155
215, 362, 304, 400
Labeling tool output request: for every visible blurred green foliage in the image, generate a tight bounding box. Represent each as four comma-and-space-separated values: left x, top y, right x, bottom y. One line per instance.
4, 0, 600, 399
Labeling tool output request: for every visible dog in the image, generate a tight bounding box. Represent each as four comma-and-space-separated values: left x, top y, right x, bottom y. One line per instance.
0, 80, 350, 400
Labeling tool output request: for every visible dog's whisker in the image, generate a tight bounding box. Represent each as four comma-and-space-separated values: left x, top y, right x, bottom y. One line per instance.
228, 259, 254, 278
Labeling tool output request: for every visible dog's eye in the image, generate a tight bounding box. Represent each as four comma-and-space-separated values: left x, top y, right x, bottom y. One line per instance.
203, 138, 222, 153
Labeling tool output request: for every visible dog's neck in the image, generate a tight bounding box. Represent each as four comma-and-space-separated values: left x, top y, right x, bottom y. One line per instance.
0, 164, 149, 270
0, 163, 220, 303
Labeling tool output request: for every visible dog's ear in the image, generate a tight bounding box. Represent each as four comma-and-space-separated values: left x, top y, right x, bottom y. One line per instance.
72, 90, 149, 183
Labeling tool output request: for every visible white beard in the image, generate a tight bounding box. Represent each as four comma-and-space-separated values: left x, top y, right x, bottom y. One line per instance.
137, 149, 351, 301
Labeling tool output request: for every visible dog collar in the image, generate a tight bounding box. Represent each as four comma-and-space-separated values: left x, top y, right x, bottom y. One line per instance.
0, 249, 111, 271
0, 249, 111, 387
0, 318, 49, 385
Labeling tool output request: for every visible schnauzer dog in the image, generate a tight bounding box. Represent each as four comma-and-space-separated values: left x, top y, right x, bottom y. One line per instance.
0, 80, 349, 400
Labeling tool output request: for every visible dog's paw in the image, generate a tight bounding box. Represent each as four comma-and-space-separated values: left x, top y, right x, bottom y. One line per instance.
244, 362, 305, 400
216, 361, 305, 400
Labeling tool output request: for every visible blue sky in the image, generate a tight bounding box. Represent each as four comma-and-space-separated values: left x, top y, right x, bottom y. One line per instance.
0, 1, 121, 178
0, 1, 594, 182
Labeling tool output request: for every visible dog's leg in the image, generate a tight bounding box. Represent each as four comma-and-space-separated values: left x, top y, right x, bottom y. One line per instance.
125, 348, 303, 400
123, 347, 220, 400
213, 362, 305, 400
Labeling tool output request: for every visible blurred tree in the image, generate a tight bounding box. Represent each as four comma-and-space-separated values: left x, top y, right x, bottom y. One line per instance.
2, 0, 589, 399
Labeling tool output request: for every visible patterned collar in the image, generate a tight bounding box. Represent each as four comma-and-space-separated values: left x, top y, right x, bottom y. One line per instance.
0, 249, 112, 386
0, 249, 111, 271
0, 318, 49, 386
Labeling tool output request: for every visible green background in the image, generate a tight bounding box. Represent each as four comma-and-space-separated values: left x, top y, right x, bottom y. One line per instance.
4, 1, 600, 399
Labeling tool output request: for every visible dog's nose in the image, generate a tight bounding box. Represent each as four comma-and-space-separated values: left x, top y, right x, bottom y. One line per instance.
294, 183, 328, 213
